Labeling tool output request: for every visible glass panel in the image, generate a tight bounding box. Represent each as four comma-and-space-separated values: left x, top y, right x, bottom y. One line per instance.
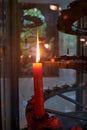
59, 32, 77, 56
19, 2, 77, 129
45, 92, 76, 113
19, 4, 59, 77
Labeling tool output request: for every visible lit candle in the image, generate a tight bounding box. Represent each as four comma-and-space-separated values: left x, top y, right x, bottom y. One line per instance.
33, 28, 45, 118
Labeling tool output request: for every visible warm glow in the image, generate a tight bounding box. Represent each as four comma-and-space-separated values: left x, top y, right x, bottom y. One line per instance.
44, 43, 49, 49
59, 6, 62, 11
36, 28, 40, 63
50, 5, 58, 11
50, 5, 62, 11
80, 37, 85, 42
51, 58, 55, 62
63, 15, 68, 20
20, 55, 24, 59
28, 55, 31, 58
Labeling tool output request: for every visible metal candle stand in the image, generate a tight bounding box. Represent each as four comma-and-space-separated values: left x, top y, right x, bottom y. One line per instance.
25, 83, 87, 130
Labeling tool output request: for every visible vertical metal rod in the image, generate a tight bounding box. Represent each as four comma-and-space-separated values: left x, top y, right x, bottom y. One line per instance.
1, 0, 6, 129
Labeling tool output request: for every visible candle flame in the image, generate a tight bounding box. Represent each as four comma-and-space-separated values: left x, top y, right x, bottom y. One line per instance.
36, 28, 40, 63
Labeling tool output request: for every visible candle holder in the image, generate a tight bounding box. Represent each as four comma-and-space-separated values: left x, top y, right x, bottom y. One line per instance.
26, 97, 63, 130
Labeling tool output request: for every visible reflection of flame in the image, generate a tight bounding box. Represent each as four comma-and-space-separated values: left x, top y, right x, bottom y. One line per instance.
36, 28, 40, 63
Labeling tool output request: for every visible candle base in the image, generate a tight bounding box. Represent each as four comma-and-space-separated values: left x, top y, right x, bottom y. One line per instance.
26, 98, 63, 130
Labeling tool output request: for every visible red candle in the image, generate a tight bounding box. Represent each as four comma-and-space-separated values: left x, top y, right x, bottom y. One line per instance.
33, 62, 45, 118
33, 28, 45, 118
